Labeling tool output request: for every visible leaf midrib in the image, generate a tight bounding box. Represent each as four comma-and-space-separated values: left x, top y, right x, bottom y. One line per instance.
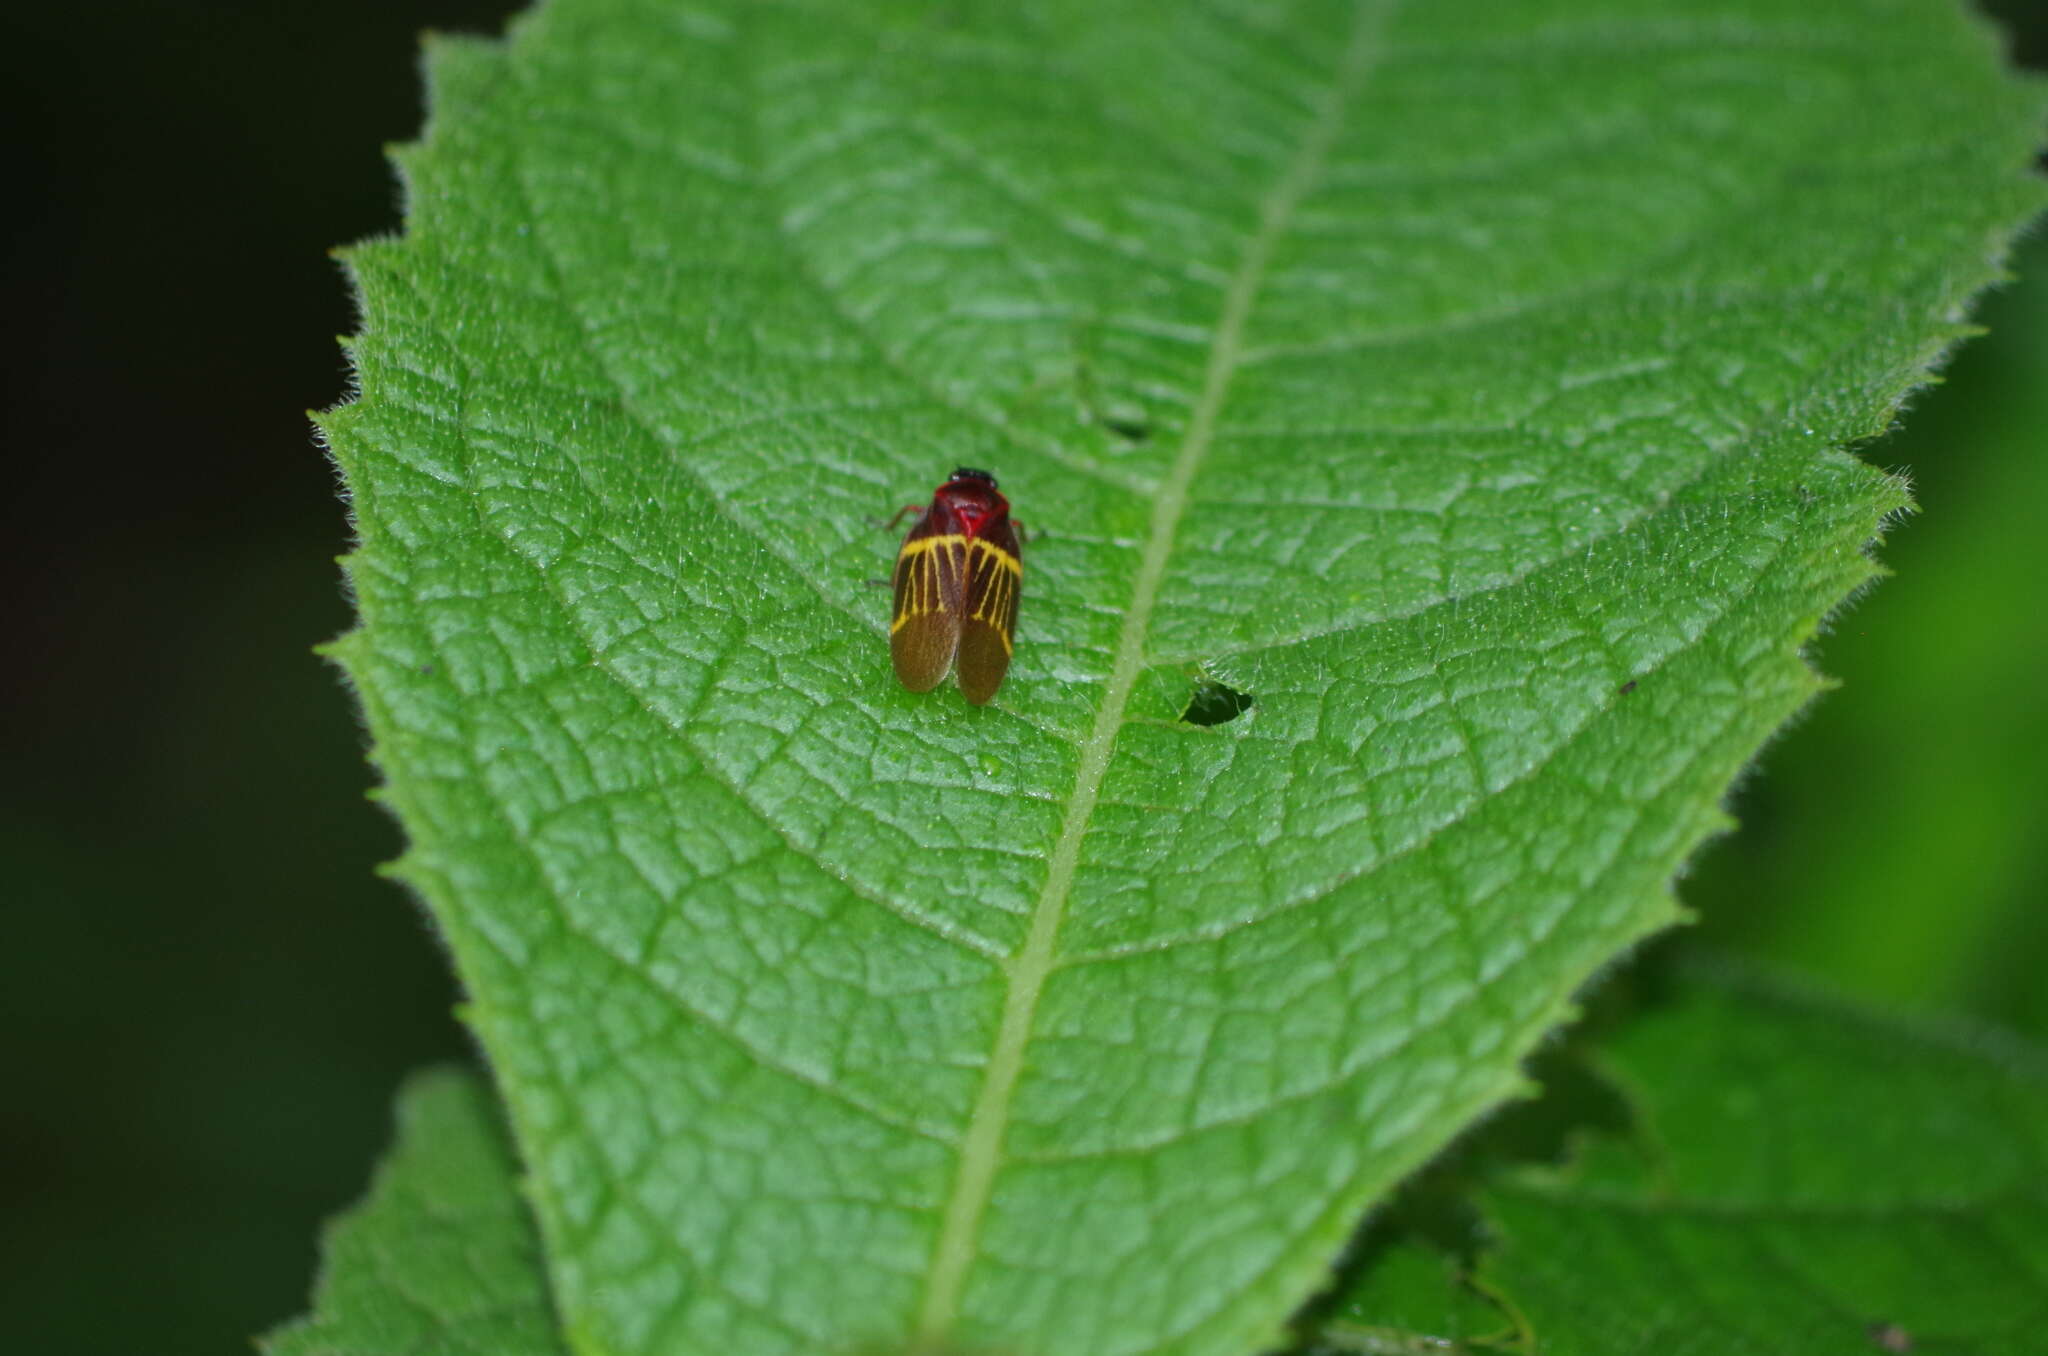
910, 1, 1398, 1343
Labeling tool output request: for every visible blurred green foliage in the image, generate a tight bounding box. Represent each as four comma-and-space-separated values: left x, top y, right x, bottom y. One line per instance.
1688, 232, 2048, 1040
1304, 951, 2048, 1355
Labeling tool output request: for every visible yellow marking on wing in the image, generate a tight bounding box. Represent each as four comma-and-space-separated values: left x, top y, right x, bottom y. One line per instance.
970, 538, 1022, 576
981, 605, 1014, 655
898, 533, 967, 557
966, 541, 1019, 653
969, 560, 1009, 622
892, 535, 965, 632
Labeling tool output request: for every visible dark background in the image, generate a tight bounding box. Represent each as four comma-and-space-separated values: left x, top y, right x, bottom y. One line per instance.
3, 3, 2043, 1352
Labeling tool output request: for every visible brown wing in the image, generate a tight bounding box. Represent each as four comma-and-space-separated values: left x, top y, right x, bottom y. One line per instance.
955, 518, 1021, 705
890, 510, 967, 693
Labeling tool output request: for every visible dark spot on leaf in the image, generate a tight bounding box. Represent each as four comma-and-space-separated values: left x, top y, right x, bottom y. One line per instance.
1181, 677, 1253, 726
1101, 413, 1150, 442
1618, 679, 1637, 695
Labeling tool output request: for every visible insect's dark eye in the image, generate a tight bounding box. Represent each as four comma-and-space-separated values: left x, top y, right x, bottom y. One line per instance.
950, 466, 996, 487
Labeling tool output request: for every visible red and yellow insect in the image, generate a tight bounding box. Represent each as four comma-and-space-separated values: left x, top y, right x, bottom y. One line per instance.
888, 467, 1022, 705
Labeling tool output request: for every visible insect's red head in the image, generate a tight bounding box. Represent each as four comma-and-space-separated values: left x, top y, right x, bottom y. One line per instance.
938, 466, 1007, 532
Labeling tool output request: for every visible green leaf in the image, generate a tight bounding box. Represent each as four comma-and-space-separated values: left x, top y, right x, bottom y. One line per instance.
1311, 956, 2048, 1355
323, 1, 2045, 1352
1488, 966, 2048, 1354
262, 1069, 561, 1356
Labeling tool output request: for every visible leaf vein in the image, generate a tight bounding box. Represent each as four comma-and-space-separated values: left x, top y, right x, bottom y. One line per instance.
910, 1, 1401, 1341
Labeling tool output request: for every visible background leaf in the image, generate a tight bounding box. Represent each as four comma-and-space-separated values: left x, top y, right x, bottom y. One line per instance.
1485, 963, 2048, 1355
325, 0, 2044, 1353
1307, 952, 2048, 1355
262, 1070, 561, 1356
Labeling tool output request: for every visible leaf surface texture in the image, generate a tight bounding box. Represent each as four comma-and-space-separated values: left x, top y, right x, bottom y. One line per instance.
326, 0, 2045, 1351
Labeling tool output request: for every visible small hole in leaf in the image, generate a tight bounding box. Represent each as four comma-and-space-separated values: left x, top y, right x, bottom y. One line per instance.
1099, 412, 1150, 442
1181, 677, 1253, 726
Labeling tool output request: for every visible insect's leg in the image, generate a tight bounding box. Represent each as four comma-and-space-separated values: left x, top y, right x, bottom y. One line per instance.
877, 505, 927, 532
